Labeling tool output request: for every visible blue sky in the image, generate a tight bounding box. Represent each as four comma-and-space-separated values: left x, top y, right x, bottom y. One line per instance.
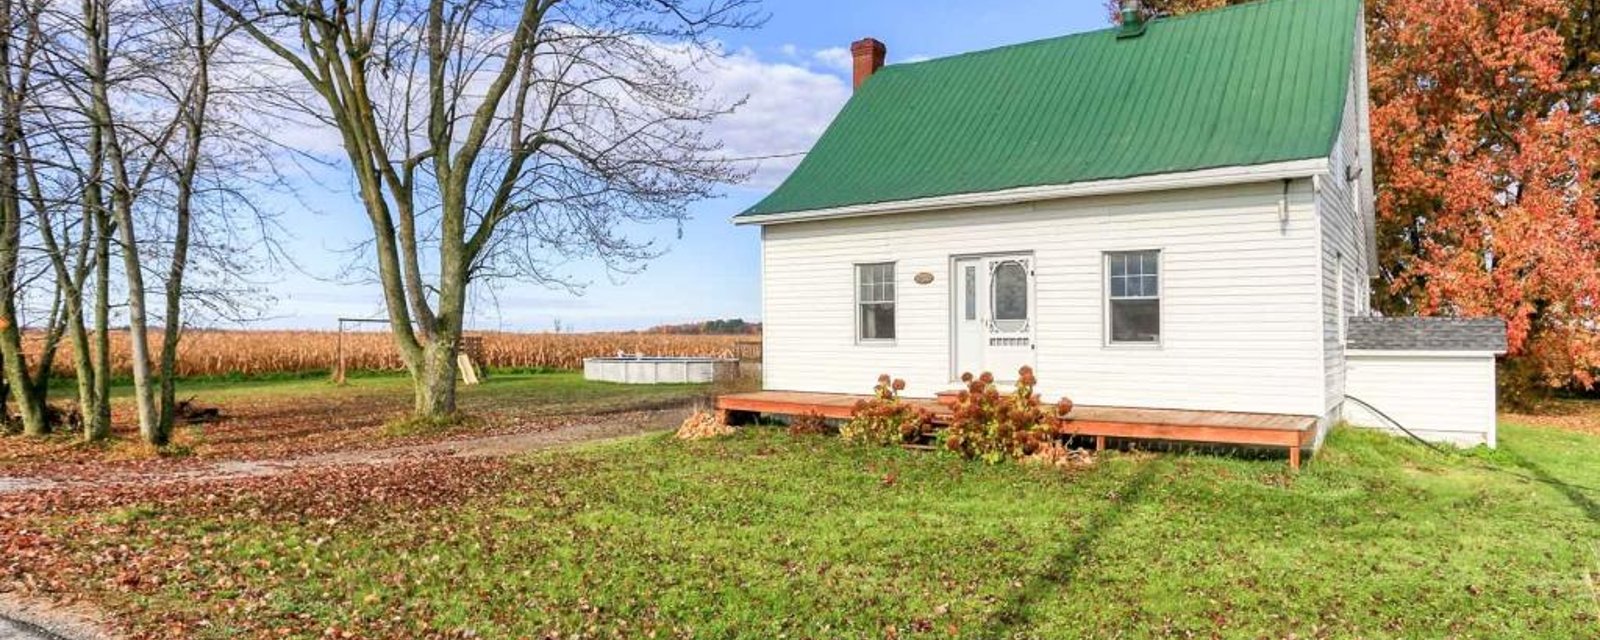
258, 1, 1108, 332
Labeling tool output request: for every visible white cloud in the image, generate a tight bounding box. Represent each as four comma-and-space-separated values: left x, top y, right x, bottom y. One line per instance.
811, 46, 854, 74
231, 30, 849, 196
693, 48, 850, 188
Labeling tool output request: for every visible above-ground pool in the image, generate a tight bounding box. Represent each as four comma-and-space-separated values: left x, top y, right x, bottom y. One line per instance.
583, 356, 739, 384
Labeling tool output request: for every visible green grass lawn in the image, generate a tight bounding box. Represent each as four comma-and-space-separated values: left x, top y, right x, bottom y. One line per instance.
96, 418, 1598, 638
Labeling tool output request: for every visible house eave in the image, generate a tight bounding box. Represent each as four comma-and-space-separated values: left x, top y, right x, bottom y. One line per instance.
1345, 349, 1507, 358
733, 158, 1331, 226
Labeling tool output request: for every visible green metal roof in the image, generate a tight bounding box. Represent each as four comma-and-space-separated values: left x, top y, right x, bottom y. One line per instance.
740, 0, 1359, 219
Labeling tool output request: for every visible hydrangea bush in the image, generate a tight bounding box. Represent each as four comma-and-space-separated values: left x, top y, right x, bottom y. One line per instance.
842, 375, 931, 446
941, 366, 1074, 463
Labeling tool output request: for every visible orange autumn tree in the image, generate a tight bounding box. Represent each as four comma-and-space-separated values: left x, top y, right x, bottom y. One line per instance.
1116, 0, 1600, 403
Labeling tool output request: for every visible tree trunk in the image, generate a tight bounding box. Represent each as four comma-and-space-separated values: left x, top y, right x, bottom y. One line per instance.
156, 0, 208, 437
74, 94, 111, 441
413, 337, 459, 417
64, 290, 103, 441
0, 181, 45, 436
87, 211, 111, 439
117, 228, 161, 444
156, 294, 186, 431
0, 0, 46, 436
82, 0, 160, 445
95, 70, 158, 441
0, 328, 46, 435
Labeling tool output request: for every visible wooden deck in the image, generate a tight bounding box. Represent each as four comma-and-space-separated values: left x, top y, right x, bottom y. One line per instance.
715, 391, 1319, 469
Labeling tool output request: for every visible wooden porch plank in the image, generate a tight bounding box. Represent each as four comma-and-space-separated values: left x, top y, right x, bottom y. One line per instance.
1061, 420, 1304, 447
714, 391, 1317, 468
715, 396, 857, 420
1064, 406, 1313, 431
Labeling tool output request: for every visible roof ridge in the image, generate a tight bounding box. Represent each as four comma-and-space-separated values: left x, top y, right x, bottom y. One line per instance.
882, 0, 1322, 73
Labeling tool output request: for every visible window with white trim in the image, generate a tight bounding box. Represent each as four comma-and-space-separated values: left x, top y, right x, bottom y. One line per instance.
1336, 252, 1347, 342
1348, 153, 1362, 214
991, 259, 1029, 331
1107, 251, 1160, 344
856, 263, 896, 341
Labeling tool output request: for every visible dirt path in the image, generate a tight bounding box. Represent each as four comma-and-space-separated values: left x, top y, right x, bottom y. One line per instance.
0, 617, 60, 640
0, 406, 689, 495
0, 598, 114, 640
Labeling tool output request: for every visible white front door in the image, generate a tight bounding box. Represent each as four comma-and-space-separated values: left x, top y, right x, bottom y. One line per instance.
954, 258, 984, 379
952, 254, 1035, 382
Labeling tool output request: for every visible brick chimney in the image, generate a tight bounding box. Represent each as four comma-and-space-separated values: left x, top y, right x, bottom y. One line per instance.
850, 37, 886, 90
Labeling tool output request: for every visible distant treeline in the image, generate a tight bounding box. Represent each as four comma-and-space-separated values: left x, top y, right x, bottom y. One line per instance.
646, 318, 761, 335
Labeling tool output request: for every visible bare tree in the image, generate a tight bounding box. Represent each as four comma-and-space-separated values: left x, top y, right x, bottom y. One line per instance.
28, 118, 114, 440
12, 0, 128, 441
0, 0, 66, 436
210, 0, 755, 419
142, 0, 229, 443
87, 0, 265, 445
27, 64, 115, 440
0, 0, 274, 444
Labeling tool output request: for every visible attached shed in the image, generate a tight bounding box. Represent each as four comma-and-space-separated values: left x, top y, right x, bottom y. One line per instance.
1342, 317, 1507, 448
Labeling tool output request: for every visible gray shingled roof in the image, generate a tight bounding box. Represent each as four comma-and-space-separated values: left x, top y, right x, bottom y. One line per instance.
1346, 317, 1507, 353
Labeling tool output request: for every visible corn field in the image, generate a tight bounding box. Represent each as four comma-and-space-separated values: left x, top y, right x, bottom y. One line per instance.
22, 330, 748, 379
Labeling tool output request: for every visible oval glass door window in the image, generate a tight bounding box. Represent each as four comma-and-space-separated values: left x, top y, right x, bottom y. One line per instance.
991, 260, 1028, 332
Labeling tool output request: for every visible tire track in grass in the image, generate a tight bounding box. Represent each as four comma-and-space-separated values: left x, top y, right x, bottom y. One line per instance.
979, 457, 1163, 636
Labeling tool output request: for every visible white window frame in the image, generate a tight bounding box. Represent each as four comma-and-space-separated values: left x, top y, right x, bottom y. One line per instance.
1336, 252, 1347, 343
855, 262, 897, 344
1104, 250, 1162, 347
1348, 153, 1362, 216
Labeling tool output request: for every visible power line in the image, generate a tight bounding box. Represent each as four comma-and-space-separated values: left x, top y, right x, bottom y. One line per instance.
717, 151, 807, 162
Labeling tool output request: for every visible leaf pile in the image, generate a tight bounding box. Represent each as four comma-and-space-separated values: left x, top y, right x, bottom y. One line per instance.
0, 387, 618, 481
674, 410, 733, 440
1, 455, 521, 639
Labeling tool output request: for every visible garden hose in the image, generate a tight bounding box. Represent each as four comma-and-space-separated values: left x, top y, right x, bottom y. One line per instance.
1343, 394, 1451, 455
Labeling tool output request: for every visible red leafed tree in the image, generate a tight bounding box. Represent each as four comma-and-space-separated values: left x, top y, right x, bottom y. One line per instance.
1116, 0, 1600, 403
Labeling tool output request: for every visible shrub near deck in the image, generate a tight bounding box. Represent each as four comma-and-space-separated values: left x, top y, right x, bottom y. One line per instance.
42, 423, 1600, 638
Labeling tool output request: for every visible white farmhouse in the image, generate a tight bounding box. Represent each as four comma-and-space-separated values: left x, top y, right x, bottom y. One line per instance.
722, 0, 1505, 464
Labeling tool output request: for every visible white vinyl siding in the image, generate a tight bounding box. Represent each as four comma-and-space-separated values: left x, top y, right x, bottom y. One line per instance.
760, 179, 1325, 417
1317, 30, 1376, 427
1344, 352, 1497, 447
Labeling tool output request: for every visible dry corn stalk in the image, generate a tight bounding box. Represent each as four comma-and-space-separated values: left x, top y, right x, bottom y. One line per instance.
20, 330, 742, 378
